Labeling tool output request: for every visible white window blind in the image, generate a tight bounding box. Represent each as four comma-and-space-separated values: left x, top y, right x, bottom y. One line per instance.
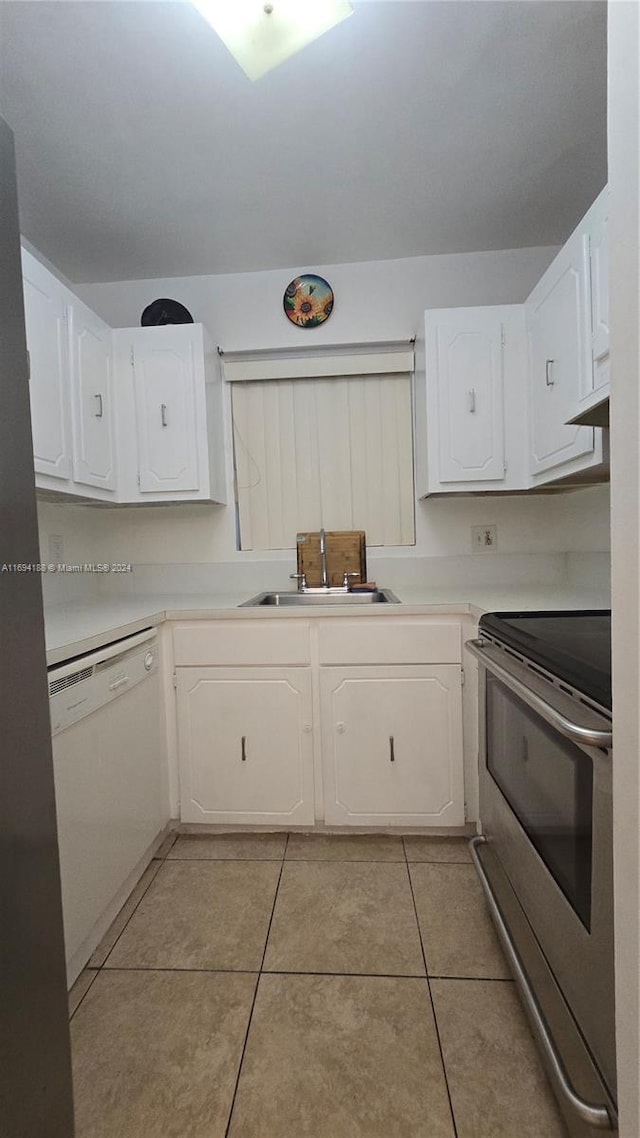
232, 373, 415, 551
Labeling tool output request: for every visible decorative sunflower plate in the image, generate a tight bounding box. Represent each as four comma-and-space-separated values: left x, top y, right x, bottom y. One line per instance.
283, 274, 334, 328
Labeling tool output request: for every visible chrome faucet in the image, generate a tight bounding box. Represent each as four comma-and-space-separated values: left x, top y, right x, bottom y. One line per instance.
319, 528, 329, 588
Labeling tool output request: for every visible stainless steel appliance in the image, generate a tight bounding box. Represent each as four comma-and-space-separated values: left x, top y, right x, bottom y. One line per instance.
0, 116, 75, 1133
468, 611, 616, 1137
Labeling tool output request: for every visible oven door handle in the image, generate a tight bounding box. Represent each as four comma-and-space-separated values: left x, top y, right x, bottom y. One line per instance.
470, 836, 616, 1131
466, 639, 612, 748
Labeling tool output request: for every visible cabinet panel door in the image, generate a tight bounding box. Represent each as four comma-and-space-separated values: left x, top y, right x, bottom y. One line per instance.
69, 302, 116, 490
133, 332, 199, 492
528, 239, 594, 475
21, 249, 71, 479
428, 311, 505, 483
177, 668, 314, 825
589, 198, 609, 398
321, 665, 464, 827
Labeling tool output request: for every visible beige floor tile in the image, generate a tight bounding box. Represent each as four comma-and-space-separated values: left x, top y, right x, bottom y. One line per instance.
432, 978, 569, 1137
264, 862, 425, 976
105, 860, 280, 971
228, 973, 454, 1138
168, 832, 286, 860
71, 969, 256, 1138
68, 969, 98, 1018
410, 863, 510, 978
89, 859, 162, 968
404, 835, 472, 863
286, 832, 405, 861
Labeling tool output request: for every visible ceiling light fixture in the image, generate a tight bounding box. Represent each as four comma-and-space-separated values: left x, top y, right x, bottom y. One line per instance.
192, 0, 353, 81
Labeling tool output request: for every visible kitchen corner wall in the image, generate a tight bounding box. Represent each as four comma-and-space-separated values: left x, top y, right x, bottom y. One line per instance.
38, 244, 611, 602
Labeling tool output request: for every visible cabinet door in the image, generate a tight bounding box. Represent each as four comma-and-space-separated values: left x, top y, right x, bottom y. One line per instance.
528, 237, 594, 475
21, 248, 71, 480
427, 309, 505, 483
589, 194, 609, 399
321, 665, 464, 827
69, 301, 116, 490
133, 328, 200, 493
176, 667, 315, 825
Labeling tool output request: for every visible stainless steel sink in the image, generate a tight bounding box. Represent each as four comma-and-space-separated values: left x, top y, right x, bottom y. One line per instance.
240, 588, 400, 607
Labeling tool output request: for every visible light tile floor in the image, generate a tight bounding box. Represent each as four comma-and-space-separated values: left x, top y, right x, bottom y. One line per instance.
69, 832, 569, 1138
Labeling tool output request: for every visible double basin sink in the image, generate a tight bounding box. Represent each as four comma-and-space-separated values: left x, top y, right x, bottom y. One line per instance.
241, 587, 400, 607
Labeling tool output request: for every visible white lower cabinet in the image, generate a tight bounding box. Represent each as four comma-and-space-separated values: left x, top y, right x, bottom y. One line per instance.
173, 618, 466, 830
176, 667, 315, 825
320, 665, 464, 827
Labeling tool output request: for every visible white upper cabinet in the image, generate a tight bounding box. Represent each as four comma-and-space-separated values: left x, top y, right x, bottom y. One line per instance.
527, 227, 595, 478
580, 187, 610, 416
21, 246, 227, 505
114, 324, 226, 504
21, 248, 72, 482
132, 327, 200, 494
526, 188, 608, 483
430, 308, 505, 483
416, 305, 528, 496
68, 299, 116, 492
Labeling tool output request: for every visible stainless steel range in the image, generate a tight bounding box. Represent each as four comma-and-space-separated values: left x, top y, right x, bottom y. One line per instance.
467, 611, 616, 1137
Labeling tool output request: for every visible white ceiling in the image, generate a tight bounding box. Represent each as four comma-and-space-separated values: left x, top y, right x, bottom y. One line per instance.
0, 0, 607, 284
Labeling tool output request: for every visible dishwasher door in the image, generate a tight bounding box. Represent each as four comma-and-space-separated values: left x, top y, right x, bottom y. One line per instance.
49, 630, 168, 983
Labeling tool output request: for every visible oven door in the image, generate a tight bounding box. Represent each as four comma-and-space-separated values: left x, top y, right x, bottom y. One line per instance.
468, 638, 615, 1117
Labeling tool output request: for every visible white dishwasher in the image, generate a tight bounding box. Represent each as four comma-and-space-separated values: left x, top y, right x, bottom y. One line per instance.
49, 627, 168, 985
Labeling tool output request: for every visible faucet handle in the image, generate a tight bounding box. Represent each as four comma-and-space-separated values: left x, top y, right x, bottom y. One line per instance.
342, 571, 360, 589
289, 572, 307, 591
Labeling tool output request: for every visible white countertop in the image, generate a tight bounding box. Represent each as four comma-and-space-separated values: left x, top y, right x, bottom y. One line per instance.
43, 584, 611, 666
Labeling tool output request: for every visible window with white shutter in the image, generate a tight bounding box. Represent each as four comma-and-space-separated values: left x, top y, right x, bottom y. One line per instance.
230, 371, 415, 551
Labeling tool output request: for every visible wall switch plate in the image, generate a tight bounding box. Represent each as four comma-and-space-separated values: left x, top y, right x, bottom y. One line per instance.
471, 525, 497, 552
48, 534, 64, 565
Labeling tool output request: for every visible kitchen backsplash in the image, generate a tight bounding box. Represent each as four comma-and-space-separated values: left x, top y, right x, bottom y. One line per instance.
37, 483, 611, 607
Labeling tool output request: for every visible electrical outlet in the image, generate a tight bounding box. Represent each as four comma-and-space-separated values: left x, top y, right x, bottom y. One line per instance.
48, 534, 64, 565
471, 525, 497, 552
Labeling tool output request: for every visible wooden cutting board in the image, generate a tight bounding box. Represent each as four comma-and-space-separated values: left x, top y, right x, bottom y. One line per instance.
296, 530, 366, 588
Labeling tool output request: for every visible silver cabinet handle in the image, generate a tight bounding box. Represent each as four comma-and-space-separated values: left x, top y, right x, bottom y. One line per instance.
545, 359, 555, 386
465, 639, 612, 748
389, 735, 395, 762
161, 403, 168, 427
241, 736, 247, 762
468, 388, 476, 413
469, 837, 615, 1131
95, 393, 103, 418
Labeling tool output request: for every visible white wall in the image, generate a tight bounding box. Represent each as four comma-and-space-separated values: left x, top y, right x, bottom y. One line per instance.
79, 246, 558, 351
609, 2, 640, 1135
36, 243, 610, 593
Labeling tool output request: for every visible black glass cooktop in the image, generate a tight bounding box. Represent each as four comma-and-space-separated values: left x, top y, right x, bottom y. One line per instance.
479, 610, 612, 710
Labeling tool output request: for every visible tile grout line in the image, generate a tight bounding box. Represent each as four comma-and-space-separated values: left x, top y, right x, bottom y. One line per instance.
71, 836, 469, 1019
94, 965, 432, 978
404, 857, 460, 1138
72, 832, 178, 1016
429, 974, 515, 984
70, 872, 162, 1020
68, 967, 100, 1021
223, 832, 290, 1138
